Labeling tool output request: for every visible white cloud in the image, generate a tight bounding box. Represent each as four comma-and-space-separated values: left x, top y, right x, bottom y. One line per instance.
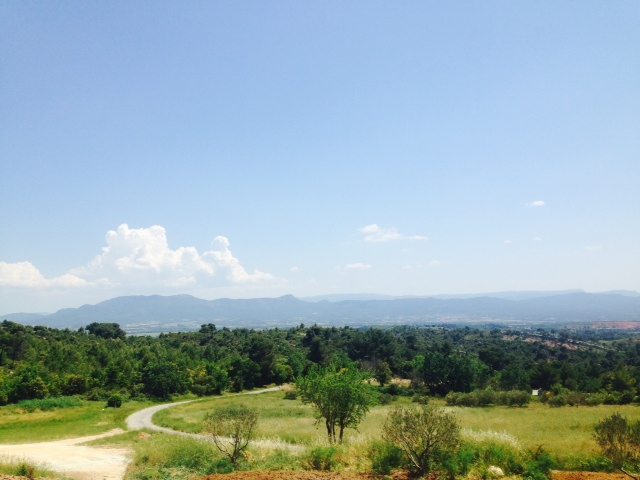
345, 263, 372, 270
526, 200, 545, 207
504, 239, 512, 245
0, 261, 88, 288
428, 260, 442, 267
0, 224, 273, 289
532, 236, 543, 242
359, 224, 428, 243
584, 245, 603, 253
290, 266, 301, 272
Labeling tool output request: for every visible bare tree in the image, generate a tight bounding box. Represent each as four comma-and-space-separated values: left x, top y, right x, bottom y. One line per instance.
383, 405, 460, 477
204, 405, 258, 465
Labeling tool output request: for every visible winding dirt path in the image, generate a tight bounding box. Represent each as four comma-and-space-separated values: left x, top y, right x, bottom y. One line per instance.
0, 387, 286, 480
0, 429, 128, 480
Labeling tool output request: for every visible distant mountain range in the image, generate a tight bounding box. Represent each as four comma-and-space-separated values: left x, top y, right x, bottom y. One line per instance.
3, 290, 640, 334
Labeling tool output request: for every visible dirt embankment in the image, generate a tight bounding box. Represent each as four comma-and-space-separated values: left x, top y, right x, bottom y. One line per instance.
552, 472, 629, 480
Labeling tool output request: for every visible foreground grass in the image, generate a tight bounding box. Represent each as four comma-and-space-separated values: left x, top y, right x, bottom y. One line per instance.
451, 401, 640, 459
156, 391, 640, 460
0, 398, 153, 443
0, 461, 71, 479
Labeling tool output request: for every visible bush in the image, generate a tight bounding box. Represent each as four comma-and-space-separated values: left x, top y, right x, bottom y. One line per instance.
547, 394, 567, 407
106, 393, 123, 408
305, 446, 339, 471
378, 393, 394, 405
17, 396, 83, 412
15, 463, 35, 479
368, 440, 405, 475
62, 374, 87, 395
412, 394, 430, 405
282, 385, 298, 400
383, 405, 460, 476
204, 404, 258, 465
524, 446, 556, 480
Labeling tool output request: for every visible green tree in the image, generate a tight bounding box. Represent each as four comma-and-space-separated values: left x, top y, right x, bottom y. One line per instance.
374, 361, 393, 386
85, 323, 126, 340
204, 405, 258, 465
297, 363, 375, 443
141, 361, 189, 399
383, 405, 460, 477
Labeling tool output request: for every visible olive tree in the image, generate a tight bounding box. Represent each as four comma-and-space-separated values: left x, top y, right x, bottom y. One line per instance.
383, 405, 460, 477
297, 363, 375, 443
204, 405, 258, 465
595, 413, 640, 479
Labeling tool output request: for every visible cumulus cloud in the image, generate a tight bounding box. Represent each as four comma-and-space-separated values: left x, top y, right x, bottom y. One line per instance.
0, 261, 87, 288
359, 224, 428, 243
345, 263, 372, 270
526, 200, 545, 207
0, 224, 273, 289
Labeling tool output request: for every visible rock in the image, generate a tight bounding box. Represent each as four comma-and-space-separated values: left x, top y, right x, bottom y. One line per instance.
488, 466, 505, 478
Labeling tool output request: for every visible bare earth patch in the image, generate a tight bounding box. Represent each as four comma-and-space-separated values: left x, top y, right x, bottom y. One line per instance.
552, 472, 629, 480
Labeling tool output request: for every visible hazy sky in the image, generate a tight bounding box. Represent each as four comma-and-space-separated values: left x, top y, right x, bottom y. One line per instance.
1, 2, 639, 312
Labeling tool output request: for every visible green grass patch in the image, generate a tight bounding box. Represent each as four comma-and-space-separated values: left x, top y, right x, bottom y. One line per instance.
155, 391, 640, 462
0, 461, 71, 479
0, 399, 153, 443
125, 432, 234, 480
17, 396, 84, 412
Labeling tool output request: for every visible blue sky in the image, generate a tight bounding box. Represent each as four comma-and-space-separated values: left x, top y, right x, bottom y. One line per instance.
1, 2, 639, 312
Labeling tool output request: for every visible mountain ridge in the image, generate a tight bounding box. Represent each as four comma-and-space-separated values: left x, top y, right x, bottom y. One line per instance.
3, 290, 640, 334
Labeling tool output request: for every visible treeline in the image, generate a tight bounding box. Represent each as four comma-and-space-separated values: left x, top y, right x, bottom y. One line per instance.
1, 320, 640, 404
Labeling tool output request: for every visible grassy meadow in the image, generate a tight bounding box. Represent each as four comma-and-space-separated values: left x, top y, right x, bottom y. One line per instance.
155, 391, 640, 460
0, 397, 153, 443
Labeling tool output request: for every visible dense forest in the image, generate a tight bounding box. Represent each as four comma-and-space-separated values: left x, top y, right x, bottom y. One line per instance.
1, 319, 639, 405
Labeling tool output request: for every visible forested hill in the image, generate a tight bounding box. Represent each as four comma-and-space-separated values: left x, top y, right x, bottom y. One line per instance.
4, 291, 640, 333
1, 321, 639, 406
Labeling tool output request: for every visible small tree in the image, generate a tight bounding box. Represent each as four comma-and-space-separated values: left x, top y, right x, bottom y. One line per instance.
297, 363, 375, 443
383, 404, 460, 477
595, 413, 640, 479
375, 362, 393, 387
204, 405, 258, 465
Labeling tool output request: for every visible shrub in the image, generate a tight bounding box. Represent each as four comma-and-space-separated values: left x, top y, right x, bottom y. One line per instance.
62, 374, 87, 395
282, 385, 298, 400
594, 412, 640, 473
378, 393, 394, 405
524, 446, 556, 480
368, 440, 405, 475
204, 404, 258, 465
17, 396, 83, 412
548, 394, 567, 407
383, 405, 460, 476
15, 463, 35, 480
305, 446, 339, 471
107, 393, 123, 408
412, 394, 430, 405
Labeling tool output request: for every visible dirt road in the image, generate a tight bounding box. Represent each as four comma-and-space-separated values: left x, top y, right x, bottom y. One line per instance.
126, 386, 301, 451
0, 429, 128, 480
0, 386, 286, 480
